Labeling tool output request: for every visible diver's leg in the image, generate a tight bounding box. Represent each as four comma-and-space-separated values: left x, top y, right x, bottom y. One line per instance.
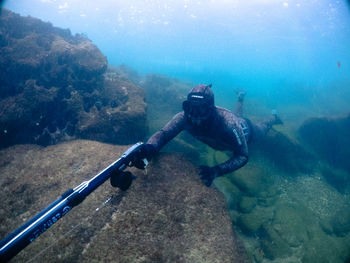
234, 91, 246, 117
249, 112, 283, 141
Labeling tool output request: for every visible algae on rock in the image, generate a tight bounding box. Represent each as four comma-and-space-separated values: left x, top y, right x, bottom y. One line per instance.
0, 140, 249, 263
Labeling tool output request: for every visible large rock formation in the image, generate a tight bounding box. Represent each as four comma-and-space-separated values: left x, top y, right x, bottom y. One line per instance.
0, 9, 147, 148
299, 113, 350, 193
299, 113, 350, 173
244, 129, 315, 176
0, 140, 248, 262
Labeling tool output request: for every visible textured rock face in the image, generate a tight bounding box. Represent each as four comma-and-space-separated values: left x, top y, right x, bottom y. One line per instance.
251, 129, 316, 175
0, 9, 147, 148
0, 9, 107, 99
0, 140, 248, 262
299, 113, 350, 173
299, 114, 350, 194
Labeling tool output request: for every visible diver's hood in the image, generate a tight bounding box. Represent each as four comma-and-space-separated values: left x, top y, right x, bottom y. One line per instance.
183, 84, 214, 124
186, 84, 214, 106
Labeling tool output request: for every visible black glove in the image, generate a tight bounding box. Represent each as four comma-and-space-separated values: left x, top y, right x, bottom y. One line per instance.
199, 165, 220, 187
132, 143, 156, 169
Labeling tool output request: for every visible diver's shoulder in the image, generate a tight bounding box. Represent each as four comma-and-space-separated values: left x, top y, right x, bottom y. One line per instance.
214, 106, 240, 123
215, 106, 234, 116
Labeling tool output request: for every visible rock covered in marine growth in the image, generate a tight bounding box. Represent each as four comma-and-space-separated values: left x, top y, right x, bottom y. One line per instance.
299, 113, 350, 172
0, 9, 147, 148
299, 113, 350, 192
0, 140, 248, 263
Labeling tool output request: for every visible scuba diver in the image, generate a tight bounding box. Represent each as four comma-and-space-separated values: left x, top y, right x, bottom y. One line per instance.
135, 84, 282, 187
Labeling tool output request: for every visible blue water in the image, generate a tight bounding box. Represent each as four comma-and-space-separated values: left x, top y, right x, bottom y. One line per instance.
3, 0, 350, 114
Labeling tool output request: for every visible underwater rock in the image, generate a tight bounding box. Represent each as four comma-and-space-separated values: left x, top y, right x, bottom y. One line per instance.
299, 113, 350, 175
229, 163, 271, 196
251, 129, 316, 175
271, 202, 314, 248
237, 211, 263, 235
76, 66, 147, 145
299, 114, 350, 193
0, 140, 126, 262
236, 206, 273, 236
256, 187, 279, 207
214, 176, 241, 211
238, 196, 257, 213
81, 152, 249, 263
0, 140, 249, 262
301, 226, 350, 263
114, 64, 142, 86
0, 9, 106, 98
329, 206, 350, 237
320, 165, 350, 194
260, 224, 292, 260
0, 9, 147, 148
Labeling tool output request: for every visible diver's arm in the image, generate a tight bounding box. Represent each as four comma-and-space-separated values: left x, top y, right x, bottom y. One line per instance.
199, 138, 248, 186
147, 112, 186, 153
215, 154, 248, 175
215, 127, 249, 175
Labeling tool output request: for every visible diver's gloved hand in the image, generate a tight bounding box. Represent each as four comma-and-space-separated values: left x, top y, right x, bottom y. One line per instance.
132, 143, 156, 169
199, 165, 220, 187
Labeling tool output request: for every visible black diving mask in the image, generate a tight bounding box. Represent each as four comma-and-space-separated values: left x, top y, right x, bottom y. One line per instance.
183, 95, 212, 125
183, 100, 210, 117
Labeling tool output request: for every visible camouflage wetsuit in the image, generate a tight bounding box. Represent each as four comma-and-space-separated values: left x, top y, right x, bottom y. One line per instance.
147, 100, 275, 176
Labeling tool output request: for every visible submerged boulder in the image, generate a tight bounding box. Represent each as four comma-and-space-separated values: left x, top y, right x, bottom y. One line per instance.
0, 9, 147, 148
299, 114, 350, 193
299, 113, 350, 173
251, 129, 316, 175
0, 140, 248, 262
0, 9, 107, 99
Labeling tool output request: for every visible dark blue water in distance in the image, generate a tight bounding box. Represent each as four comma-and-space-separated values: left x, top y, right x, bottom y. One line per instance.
2, 1, 350, 262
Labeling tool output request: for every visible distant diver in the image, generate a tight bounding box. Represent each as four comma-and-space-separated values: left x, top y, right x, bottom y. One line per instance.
134, 84, 283, 186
